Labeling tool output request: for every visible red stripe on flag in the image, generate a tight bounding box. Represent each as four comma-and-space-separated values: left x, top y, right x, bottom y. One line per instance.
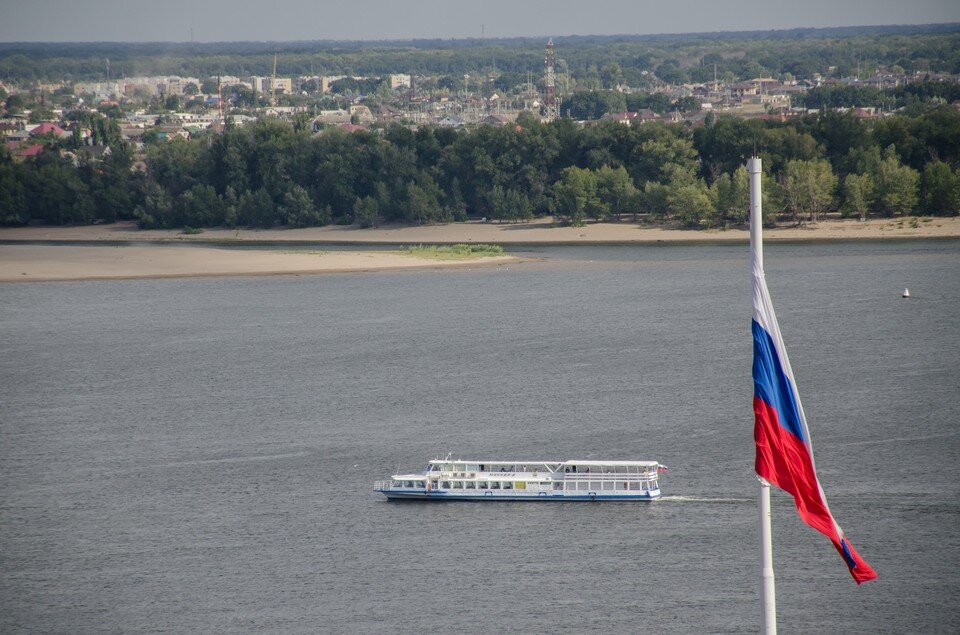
755, 396, 878, 584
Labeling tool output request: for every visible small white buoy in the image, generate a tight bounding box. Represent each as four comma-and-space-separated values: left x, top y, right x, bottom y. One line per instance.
902, 288, 910, 298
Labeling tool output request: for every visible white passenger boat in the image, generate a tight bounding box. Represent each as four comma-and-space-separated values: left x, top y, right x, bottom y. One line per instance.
374, 459, 664, 501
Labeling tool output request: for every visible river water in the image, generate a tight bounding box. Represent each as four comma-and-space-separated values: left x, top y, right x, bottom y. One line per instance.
1, 240, 958, 633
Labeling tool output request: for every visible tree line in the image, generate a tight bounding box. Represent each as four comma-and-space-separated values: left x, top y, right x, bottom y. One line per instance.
2, 26, 958, 88
2, 106, 959, 229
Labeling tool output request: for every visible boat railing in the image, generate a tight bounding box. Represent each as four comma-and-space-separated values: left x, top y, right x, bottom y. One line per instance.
373, 481, 392, 491
562, 472, 657, 481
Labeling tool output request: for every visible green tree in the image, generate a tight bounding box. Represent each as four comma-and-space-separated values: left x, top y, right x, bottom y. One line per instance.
488, 185, 533, 222
665, 170, 714, 228
353, 195, 380, 228
632, 131, 698, 185
841, 173, 874, 221
0, 150, 28, 224
595, 165, 638, 221
402, 173, 445, 224
237, 188, 277, 227
873, 147, 919, 216
134, 182, 174, 229
777, 159, 837, 223
641, 181, 671, 219
282, 184, 324, 227
175, 184, 226, 227
4, 93, 25, 113
674, 96, 700, 113
710, 167, 753, 226
600, 63, 623, 90
920, 161, 959, 215
554, 166, 601, 226
90, 141, 137, 223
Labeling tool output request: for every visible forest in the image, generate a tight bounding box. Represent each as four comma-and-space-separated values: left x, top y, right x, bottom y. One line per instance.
2, 24, 959, 88
2, 102, 959, 229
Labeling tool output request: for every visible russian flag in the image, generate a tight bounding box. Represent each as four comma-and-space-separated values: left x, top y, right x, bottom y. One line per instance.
751, 208, 877, 586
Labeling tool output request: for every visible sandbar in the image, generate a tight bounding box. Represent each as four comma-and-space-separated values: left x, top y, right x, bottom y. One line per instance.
2, 216, 960, 245
0, 244, 517, 282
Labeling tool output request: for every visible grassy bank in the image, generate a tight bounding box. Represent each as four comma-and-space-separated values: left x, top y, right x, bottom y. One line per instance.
400, 244, 505, 260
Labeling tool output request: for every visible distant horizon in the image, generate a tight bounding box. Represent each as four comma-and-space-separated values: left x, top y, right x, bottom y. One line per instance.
2, 21, 958, 47
3, 0, 959, 43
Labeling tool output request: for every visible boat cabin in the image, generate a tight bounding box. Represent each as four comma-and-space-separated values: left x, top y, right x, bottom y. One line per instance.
375, 459, 662, 499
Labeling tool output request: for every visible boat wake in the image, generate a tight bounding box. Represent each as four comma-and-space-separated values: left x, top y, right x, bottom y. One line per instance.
658, 495, 751, 504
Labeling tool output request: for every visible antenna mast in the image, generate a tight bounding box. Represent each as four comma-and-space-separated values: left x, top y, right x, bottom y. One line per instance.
543, 38, 559, 121
271, 51, 279, 107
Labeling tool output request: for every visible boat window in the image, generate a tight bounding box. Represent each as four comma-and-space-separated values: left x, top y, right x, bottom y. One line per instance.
629, 482, 640, 490
466, 464, 479, 472
602, 481, 615, 491
452, 481, 462, 489
442, 481, 451, 489
478, 481, 488, 489
502, 482, 513, 490
490, 481, 500, 489
553, 482, 563, 491
577, 481, 589, 491
466, 481, 476, 489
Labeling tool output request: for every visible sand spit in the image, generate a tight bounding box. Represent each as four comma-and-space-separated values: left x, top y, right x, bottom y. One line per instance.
2, 216, 959, 246
0, 244, 517, 283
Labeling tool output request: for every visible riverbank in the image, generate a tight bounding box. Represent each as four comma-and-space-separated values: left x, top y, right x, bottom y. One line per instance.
2, 216, 960, 245
0, 244, 518, 282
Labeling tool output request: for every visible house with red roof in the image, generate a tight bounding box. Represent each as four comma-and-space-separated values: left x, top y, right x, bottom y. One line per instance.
29, 122, 68, 138
15, 144, 44, 159
600, 111, 638, 126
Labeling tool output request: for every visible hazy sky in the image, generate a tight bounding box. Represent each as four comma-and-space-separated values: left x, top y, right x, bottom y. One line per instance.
2, 0, 959, 42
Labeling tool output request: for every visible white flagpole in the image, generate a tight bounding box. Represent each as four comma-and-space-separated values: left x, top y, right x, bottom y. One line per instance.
749, 156, 777, 635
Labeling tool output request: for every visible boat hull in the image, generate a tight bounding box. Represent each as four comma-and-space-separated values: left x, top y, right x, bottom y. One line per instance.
380, 490, 660, 501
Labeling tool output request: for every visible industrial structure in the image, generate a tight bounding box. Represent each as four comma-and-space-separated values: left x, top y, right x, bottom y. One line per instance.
543, 38, 559, 121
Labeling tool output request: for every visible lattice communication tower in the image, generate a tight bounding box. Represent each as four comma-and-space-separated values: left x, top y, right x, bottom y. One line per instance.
543, 38, 559, 121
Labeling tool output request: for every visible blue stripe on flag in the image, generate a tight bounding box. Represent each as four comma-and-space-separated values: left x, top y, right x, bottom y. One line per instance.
752, 319, 806, 442
839, 539, 858, 569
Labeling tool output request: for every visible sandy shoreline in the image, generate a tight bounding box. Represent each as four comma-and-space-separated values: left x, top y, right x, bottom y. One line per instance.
2, 217, 957, 282
2, 216, 960, 246
0, 244, 518, 282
